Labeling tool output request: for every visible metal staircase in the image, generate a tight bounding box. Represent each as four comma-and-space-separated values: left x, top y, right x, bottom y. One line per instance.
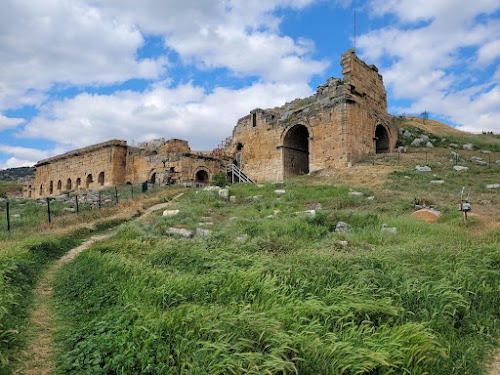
225, 164, 254, 184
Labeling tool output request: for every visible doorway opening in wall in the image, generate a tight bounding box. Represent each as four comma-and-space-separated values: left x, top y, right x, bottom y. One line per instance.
76, 178, 81, 189
49, 181, 54, 194
98, 172, 105, 186
283, 124, 309, 178
28, 185, 32, 198
375, 125, 390, 153
195, 170, 209, 184
66, 178, 72, 190
86, 174, 93, 188
150, 173, 156, 184
235, 143, 243, 168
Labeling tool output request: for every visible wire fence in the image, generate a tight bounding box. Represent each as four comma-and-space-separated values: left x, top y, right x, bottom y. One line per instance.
0, 182, 162, 232
358, 149, 500, 167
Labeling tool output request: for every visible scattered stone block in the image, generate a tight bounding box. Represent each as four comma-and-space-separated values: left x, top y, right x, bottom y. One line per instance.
335, 221, 350, 234
403, 130, 412, 138
218, 189, 229, 200
274, 189, 286, 195
295, 209, 316, 217
367, 196, 375, 201
381, 224, 397, 233
348, 191, 364, 197
62, 207, 76, 213
411, 138, 422, 147
463, 143, 474, 150
420, 134, 430, 142
453, 165, 469, 171
12, 214, 21, 218
338, 240, 348, 248
475, 160, 488, 166
415, 165, 432, 172
229, 195, 237, 203
496, 160, 500, 164
430, 180, 445, 184
425, 142, 434, 148
481, 150, 491, 154
411, 208, 442, 223
166, 227, 193, 238
236, 234, 249, 243
198, 222, 214, 227
449, 143, 459, 148
196, 228, 212, 237
163, 209, 180, 217
486, 184, 500, 189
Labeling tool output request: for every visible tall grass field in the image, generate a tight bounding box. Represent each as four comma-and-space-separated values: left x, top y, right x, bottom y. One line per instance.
49, 182, 499, 374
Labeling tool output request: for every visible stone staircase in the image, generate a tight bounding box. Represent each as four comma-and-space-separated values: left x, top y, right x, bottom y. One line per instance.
225, 164, 254, 184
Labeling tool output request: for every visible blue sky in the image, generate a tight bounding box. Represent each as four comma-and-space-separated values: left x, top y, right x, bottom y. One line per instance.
0, 0, 499, 169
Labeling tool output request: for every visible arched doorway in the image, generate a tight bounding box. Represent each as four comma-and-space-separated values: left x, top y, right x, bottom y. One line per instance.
66, 178, 72, 190
283, 124, 309, 178
98, 172, 105, 186
375, 125, 390, 153
86, 174, 93, 188
149, 173, 156, 184
195, 169, 209, 184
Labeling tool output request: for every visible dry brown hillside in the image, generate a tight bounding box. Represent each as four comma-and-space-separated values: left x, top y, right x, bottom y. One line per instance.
396, 116, 472, 137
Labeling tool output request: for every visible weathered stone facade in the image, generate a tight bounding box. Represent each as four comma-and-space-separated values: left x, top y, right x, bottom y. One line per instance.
25, 49, 396, 197
27, 139, 224, 198
222, 49, 395, 182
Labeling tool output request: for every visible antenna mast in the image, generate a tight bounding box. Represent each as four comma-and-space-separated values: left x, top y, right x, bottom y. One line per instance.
353, 9, 357, 53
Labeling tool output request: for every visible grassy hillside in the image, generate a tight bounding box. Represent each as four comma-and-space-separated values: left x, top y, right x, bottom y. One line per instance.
1, 128, 499, 374
49, 155, 499, 374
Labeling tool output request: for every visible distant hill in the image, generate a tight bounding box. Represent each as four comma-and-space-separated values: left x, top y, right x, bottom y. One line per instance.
0, 166, 35, 181
396, 116, 471, 137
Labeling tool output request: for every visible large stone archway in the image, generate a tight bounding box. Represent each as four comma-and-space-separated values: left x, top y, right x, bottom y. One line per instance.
282, 124, 309, 178
375, 125, 390, 153
194, 169, 210, 184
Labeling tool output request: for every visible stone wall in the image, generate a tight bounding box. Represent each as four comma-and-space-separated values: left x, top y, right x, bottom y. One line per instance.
224, 49, 396, 182
27, 139, 224, 198
29, 140, 128, 198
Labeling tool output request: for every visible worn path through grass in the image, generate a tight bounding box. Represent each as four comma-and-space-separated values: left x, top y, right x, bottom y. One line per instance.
18, 199, 181, 375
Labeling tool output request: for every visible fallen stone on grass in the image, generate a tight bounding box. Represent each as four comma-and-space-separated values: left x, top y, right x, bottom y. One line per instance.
348, 191, 364, 197
453, 165, 469, 171
274, 189, 286, 195
430, 180, 445, 185
196, 228, 212, 237
381, 224, 397, 233
218, 189, 229, 200
335, 221, 350, 234
163, 209, 180, 217
415, 165, 432, 172
295, 209, 316, 217
338, 240, 348, 248
411, 208, 442, 223
463, 143, 474, 150
486, 184, 500, 189
236, 234, 249, 243
166, 227, 193, 238
229, 195, 237, 203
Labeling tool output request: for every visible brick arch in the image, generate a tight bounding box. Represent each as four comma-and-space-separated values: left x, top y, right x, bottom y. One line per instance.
279, 124, 311, 178
193, 166, 211, 184
278, 122, 313, 146
374, 123, 392, 154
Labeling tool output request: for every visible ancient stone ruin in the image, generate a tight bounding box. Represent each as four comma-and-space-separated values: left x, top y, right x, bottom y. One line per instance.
25, 49, 396, 198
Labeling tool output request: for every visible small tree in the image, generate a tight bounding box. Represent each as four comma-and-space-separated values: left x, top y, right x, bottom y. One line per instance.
212, 172, 229, 187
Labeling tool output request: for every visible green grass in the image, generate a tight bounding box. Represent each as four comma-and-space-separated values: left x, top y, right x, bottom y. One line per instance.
50, 185, 499, 374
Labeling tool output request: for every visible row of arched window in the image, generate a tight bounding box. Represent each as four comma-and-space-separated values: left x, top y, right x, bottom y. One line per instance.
28, 171, 105, 197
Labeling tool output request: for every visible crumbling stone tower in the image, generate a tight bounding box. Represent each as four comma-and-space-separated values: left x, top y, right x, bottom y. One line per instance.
225, 49, 395, 182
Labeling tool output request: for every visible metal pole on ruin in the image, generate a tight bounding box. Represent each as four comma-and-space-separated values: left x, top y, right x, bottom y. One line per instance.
115, 186, 119, 204
75, 195, 79, 214
46, 197, 52, 224
6, 201, 10, 232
